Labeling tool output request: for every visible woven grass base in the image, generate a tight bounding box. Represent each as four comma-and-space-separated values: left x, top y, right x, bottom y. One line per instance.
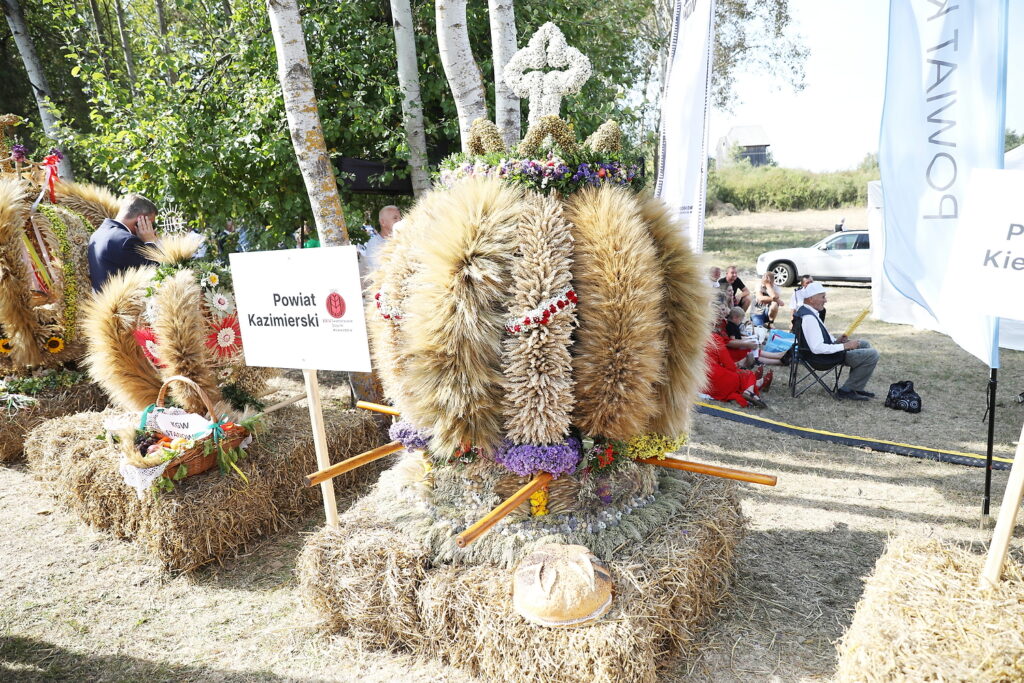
23, 403, 387, 571
296, 454, 744, 683
836, 535, 1024, 682
0, 381, 107, 463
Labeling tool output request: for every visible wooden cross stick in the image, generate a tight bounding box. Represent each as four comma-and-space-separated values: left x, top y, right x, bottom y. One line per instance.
305, 440, 405, 487
355, 400, 401, 416
980, 421, 1024, 588
637, 457, 777, 486
456, 472, 553, 548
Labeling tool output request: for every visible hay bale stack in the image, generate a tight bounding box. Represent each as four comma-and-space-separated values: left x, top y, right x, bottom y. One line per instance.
297, 459, 743, 683
836, 535, 1024, 682
24, 404, 386, 571
0, 381, 107, 463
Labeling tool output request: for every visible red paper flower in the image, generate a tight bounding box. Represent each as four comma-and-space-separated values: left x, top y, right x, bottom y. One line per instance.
206, 316, 242, 358
597, 446, 615, 467
133, 327, 164, 367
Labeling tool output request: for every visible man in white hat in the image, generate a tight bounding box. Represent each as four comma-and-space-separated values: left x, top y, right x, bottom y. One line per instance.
793, 282, 879, 401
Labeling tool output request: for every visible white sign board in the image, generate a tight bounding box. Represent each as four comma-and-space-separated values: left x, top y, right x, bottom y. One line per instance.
230, 246, 372, 372
949, 169, 1024, 323
154, 410, 213, 440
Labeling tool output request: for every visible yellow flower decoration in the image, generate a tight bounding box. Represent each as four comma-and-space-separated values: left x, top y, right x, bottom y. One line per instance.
530, 489, 549, 516
45, 337, 65, 354
0, 338, 12, 354
623, 433, 688, 461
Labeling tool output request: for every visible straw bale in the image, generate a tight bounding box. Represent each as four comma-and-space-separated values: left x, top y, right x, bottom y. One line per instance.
23, 404, 386, 571
0, 381, 107, 463
836, 535, 1024, 682
297, 461, 743, 683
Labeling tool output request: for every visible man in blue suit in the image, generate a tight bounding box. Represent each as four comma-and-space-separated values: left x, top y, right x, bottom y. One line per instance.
88, 194, 160, 291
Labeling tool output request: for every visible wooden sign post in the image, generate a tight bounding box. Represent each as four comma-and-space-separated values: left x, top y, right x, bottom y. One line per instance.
230, 247, 373, 528
303, 369, 339, 526
979, 422, 1024, 588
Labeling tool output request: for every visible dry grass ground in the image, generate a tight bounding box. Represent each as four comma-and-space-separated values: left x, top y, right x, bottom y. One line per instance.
1, 211, 1022, 681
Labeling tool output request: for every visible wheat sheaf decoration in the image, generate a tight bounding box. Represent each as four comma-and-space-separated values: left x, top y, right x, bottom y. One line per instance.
0, 176, 107, 369
83, 234, 274, 416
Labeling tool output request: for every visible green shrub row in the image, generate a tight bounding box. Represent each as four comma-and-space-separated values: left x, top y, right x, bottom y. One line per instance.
707, 164, 880, 212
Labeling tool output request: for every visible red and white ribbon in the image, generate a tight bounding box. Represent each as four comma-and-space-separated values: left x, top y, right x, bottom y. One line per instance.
505, 287, 577, 334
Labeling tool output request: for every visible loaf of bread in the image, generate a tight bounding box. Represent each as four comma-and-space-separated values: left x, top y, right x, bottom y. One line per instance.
512, 543, 613, 628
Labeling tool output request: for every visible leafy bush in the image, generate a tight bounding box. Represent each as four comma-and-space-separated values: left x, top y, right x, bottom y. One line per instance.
708, 162, 879, 212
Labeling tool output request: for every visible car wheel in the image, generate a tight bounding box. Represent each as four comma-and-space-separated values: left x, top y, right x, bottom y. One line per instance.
770, 262, 795, 287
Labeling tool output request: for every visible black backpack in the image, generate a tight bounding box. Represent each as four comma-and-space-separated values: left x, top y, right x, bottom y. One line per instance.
885, 381, 922, 414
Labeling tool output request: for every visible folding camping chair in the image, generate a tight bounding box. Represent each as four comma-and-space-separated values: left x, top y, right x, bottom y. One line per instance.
788, 335, 845, 399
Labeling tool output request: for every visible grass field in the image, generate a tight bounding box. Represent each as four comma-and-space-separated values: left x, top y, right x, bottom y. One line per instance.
1, 210, 1022, 682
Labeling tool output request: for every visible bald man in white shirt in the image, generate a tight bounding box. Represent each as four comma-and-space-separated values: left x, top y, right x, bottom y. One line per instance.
794, 283, 879, 401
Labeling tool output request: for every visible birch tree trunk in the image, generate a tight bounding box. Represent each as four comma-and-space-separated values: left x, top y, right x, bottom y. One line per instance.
266, 0, 349, 246
390, 0, 431, 197
1, 0, 74, 179
488, 0, 519, 148
436, 0, 487, 153
222, 0, 232, 23
113, 0, 136, 88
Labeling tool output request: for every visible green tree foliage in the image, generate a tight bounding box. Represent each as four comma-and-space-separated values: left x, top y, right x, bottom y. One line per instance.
708, 162, 879, 212
1, 0, 89, 136
5, 0, 806, 248
712, 0, 806, 110
1006, 128, 1022, 152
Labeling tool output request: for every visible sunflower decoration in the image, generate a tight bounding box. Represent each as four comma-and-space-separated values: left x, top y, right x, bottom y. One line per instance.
206, 316, 242, 358
45, 336, 65, 354
0, 338, 12, 355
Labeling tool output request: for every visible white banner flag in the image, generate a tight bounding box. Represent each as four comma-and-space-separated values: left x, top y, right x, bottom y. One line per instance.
655, 0, 716, 253
879, 0, 1008, 367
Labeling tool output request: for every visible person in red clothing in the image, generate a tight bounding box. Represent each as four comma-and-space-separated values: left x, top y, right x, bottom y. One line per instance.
705, 294, 770, 408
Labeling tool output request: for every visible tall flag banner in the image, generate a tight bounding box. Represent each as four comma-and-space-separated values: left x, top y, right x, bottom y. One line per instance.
655, 0, 716, 253
879, 0, 1008, 367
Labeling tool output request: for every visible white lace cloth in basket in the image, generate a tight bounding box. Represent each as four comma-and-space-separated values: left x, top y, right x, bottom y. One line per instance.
119, 459, 169, 500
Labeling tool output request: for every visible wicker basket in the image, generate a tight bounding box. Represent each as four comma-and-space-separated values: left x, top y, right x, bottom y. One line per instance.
147, 375, 249, 481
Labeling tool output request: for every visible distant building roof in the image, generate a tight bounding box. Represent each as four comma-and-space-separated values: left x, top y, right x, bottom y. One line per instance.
725, 125, 770, 148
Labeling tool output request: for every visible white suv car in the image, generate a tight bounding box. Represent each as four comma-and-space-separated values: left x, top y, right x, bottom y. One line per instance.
756, 231, 871, 287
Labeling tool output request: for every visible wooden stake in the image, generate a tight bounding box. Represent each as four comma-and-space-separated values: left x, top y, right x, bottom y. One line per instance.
456, 472, 553, 548
980, 422, 1024, 589
305, 440, 405, 487
303, 369, 339, 527
262, 392, 307, 415
355, 400, 401, 416
638, 456, 777, 486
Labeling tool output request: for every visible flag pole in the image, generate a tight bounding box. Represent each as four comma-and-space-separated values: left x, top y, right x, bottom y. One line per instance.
982, 367, 998, 520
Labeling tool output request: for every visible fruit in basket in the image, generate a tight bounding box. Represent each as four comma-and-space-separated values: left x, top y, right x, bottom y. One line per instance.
136, 434, 160, 456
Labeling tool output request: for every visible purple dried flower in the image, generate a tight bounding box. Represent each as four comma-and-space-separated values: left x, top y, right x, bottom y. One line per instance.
48, 147, 64, 161
388, 420, 432, 450
494, 437, 581, 478
11, 144, 27, 162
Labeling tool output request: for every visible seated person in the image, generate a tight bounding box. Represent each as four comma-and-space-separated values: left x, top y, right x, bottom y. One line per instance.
790, 275, 824, 330
718, 265, 751, 311
723, 306, 758, 368
751, 271, 784, 328
794, 283, 879, 401
706, 295, 769, 408
88, 194, 160, 292
708, 265, 722, 288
